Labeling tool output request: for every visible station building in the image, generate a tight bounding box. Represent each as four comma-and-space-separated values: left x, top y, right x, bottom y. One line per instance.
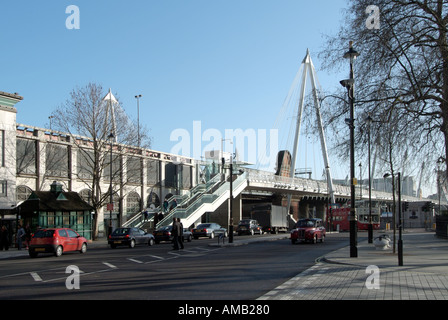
0, 90, 198, 239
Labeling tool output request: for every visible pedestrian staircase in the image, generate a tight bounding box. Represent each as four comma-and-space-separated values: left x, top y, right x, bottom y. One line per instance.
123, 172, 244, 230
156, 171, 248, 229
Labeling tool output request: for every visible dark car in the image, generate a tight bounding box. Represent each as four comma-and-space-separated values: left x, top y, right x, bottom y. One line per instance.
154, 225, 193, 244
108, 227, 155, 248
290, 218, 326, 244
236, 219, 263, 236
29, 228, 88, 258
192, 223, 227, 239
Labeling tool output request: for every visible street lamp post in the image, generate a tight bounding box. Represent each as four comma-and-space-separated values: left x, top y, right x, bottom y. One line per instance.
341, 41, 359, 258
108, 132, 115, 237
437, 157, 443, 215
397, 172, 403, 266
384, 172, 403, 266
366, 113, 373, 243
135, 94, 142, 147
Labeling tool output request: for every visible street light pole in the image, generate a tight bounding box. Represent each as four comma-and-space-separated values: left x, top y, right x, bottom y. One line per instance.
397, 172, 403, 266
108, 131, 115, 237
384, 172, 403, 266
135, 94, 142, 147
341, 41, 359, 258
366, 113, 373, 243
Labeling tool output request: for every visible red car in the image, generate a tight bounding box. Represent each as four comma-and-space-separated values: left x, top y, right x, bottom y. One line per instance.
290, 218, 326, 244
29, 228, 88, 258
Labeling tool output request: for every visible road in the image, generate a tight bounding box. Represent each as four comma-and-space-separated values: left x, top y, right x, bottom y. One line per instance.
0, 233, 354, 300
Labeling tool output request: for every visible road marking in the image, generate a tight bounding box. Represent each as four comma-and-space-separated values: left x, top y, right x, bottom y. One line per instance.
103, 262, 118, 269
128, 258, 143, 264
168, 252, 181, 256
30, 272, 42, 282
147, 255, 165, 260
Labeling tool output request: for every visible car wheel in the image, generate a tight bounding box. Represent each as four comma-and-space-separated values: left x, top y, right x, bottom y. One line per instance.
129, 239, 135, 248
55, 245, 63, 257
148, 238, 155, 246
187, 235, 192, 242
110, 244, 117, 249
210, 232, 214, 239
291, 239, 297, 244
320, 235, 325, 243
80, 243, 87, 254
250, 229, 254, 236
29, 251, 38, 258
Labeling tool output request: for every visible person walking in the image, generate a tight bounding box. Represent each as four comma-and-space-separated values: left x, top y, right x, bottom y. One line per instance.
17, 225, 25, 250
24, 225, 32, 249
177, 218, 184, 249
171, 218, 180, 250
0, 225, 10, 251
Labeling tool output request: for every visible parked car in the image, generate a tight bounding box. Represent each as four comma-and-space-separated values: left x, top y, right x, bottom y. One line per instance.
236, 219, 263, 236
154, 225, 193, 244
192, 223, 227, 239
29, 228, 88, 258
290, 218, 326, 244
108, 227, 155, 248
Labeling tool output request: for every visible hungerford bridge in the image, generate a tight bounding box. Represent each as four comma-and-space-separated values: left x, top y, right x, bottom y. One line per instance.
1, 51, 444, 237
125, 51, 444, 232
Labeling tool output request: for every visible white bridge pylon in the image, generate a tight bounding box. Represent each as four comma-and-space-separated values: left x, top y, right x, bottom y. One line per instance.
288, 50, 335, 206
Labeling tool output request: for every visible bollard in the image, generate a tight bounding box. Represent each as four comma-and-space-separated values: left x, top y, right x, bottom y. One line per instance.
218, 233, 225, 245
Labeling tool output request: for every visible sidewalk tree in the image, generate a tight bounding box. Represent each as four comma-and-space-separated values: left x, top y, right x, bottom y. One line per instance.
50, 83, 151, 239
319, 0, 448, 187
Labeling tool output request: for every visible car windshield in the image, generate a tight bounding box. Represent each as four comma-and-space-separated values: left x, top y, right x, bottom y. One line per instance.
33, 229, 55, 238
197, 224, 211, 229
158, 226, 171, 231
239, 220, 251, 225
297, 220, 316, 228
112, 228, 130, 235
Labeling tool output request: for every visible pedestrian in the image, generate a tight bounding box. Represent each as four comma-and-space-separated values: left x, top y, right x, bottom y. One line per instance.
17, 224, 25, 250
170, 199, 177, 212
24, 225, 32, 249
158, 212, 164, 222
177, 218, 184, 249
171, 218, 180, 250
0, 225, 10, 251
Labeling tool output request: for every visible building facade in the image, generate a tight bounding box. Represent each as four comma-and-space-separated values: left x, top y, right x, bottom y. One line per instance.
0, 91, 197, 238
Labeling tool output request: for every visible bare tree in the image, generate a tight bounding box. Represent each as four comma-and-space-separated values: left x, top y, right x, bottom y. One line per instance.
51, 83, 151, 239
318, 0, 448, 186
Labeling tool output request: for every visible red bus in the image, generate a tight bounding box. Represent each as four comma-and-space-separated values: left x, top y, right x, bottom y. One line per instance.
327, 201, 380, 231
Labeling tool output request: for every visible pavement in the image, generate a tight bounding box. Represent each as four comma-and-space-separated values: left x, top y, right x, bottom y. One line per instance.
2, 229, 447, 300
258, 229, 448, 300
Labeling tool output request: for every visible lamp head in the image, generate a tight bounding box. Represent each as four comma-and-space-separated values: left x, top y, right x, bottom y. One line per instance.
343, 41, 360, 61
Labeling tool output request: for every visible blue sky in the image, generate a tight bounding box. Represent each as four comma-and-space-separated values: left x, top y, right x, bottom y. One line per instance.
1, 1, 358, 181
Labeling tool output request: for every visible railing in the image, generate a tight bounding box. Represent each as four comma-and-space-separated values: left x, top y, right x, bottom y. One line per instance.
156, 174, 226, 228
157, 172, 248, 229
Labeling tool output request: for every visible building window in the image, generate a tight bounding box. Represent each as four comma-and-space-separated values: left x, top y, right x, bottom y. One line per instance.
46, 144, 69, 177
16, 138, 36, 175
0, 180, 6, 197
0, 130, 4, 167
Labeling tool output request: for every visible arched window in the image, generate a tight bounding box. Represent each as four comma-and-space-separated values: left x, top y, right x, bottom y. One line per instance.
126, 191, 141, 219
79, 189, 93, 205
16, 185, 32, 202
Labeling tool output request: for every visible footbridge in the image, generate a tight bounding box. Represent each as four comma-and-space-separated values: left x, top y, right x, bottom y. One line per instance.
124, 165, 439, 231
